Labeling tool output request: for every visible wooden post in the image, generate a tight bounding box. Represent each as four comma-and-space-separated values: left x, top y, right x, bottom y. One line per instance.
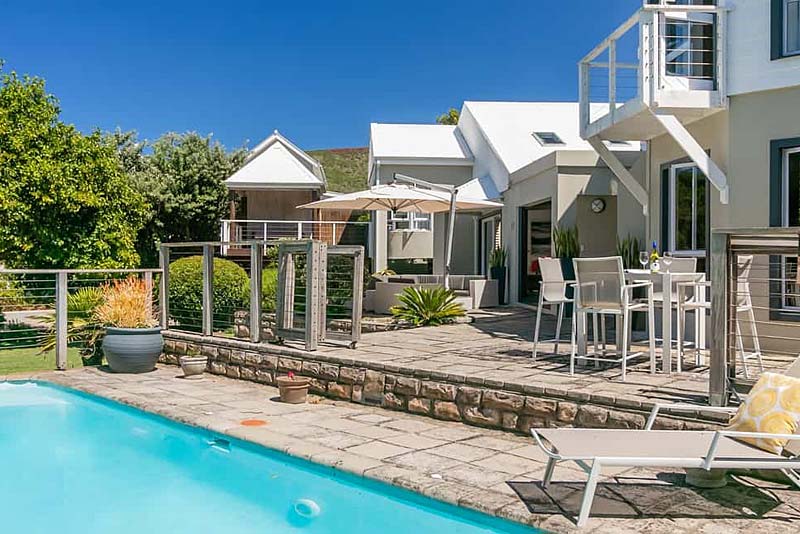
144, 271, 154, 321
304, 241, 322, 351
250, 243, 263, 343
55, 272, 68, 371
350, 248, 364, 348
709, 232, 729, 406
159, 245, 170, 329
202, 244, 214, 336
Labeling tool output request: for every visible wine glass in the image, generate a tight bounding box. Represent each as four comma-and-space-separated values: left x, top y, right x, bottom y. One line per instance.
639, 251, 649, 269
662, 251, 673, 271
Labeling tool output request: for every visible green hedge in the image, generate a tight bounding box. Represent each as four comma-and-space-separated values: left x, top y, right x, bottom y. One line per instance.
168, 256, 250, 330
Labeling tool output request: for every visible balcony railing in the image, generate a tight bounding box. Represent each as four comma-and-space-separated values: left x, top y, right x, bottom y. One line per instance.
220, 219, 371, 253
579, 1, 728, 140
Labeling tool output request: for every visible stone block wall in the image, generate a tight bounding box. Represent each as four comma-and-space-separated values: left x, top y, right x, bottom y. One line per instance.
163, 332, 725, 435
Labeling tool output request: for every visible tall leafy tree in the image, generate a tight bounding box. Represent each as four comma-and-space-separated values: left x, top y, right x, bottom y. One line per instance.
436, 108, 460, 125
111, 131, 245, 266
0, 67, 145, 268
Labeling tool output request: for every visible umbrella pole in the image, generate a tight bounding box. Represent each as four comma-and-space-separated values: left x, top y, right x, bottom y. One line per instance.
443, 188, 457, 290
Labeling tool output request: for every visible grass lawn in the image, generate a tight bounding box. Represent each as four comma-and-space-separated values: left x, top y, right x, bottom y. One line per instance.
0, 346, 84, 375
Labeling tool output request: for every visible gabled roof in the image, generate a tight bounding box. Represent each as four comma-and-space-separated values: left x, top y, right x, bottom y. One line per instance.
225, 130, 326, 190
369, 123, 473, 162
462, 101, 640, 176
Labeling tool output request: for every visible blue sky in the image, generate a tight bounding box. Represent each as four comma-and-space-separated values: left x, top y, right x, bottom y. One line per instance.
3, 0, 641, 151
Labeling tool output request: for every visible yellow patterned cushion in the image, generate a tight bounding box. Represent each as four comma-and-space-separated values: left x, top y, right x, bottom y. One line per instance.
727, 372, 800, 454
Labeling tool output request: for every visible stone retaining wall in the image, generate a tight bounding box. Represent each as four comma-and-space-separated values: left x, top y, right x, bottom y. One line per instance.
162, 331, 726, 434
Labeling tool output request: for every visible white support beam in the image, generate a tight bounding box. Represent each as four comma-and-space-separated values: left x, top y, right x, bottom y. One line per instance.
651, 111, 729, 204
587, 137, 649, 214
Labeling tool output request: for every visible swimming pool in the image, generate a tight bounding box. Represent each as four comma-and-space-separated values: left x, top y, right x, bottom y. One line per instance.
0, 381, 538, 533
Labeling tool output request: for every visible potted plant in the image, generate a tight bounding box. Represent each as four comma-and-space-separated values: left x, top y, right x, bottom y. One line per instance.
553, 225, 580, 281
180, 348, 207, 379
97, 277, 163, 374
489, 247, 508, 305
276, 371, 310, 404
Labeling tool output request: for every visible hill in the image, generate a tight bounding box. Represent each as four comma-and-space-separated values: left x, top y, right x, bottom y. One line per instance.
307, 147, 368, 193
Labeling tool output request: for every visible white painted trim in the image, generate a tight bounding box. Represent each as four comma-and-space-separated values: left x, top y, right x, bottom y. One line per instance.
651, 110, 729, 204
587, 137, 649, 213
668, 162, 706, 254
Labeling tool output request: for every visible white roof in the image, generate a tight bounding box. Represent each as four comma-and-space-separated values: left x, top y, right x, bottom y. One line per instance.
463, 101, 640, 175
369, 123, 473, 161
225, 130, 326, 190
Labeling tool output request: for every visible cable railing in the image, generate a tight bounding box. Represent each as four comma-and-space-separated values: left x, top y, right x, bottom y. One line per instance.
160, 240, 364, 351
220, 219, 371, 251
709, 228, 800, 405
0, 268, 160, 373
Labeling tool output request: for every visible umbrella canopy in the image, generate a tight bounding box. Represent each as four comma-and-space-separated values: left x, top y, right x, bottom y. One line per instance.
297, 183, 502, 213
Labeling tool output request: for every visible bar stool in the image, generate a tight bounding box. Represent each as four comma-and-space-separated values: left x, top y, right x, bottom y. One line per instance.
532, 258, 573, 360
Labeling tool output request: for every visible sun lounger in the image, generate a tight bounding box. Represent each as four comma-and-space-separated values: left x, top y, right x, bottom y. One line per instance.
531, 403, 800, 527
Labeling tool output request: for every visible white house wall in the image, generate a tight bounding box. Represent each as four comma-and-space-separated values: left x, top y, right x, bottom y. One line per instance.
728, 0, 800, 96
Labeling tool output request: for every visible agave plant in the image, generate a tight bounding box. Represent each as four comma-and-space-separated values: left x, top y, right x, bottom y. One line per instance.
390, 286, 466, 327
489, 247, 507, 269
553, 225, 580, 258
40, 286, 105, 365
616, 234, 642, 270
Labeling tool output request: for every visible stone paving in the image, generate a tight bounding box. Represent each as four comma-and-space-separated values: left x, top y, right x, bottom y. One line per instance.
11, 366, 800, 533
316, 307, 715, 407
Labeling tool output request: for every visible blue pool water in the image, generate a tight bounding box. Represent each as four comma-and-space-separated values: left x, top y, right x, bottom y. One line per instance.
0, 381, 537, 533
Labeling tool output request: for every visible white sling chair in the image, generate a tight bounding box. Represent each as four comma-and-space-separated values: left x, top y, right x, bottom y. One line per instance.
676, 255, 763, 377
572, 257, 656, 381
532, 258, 573, 360
531, 404, 800, 527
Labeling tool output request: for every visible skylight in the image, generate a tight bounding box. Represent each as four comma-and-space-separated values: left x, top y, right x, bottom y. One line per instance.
532, 132, 565, 146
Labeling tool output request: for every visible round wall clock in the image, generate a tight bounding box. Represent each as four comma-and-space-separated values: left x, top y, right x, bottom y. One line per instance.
590, 198, 606, 214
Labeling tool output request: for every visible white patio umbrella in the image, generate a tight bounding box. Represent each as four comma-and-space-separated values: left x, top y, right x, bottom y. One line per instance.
297, 183, 499, 213
298, 179, 502, 288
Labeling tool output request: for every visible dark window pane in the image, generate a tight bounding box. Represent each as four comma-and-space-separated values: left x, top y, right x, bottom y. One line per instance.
696, 175, 707, 250
675, 168, 693, 250
788, 150, 800, 226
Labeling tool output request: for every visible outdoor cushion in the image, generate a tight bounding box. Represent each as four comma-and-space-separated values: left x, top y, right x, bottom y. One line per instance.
726, 372, 800, 454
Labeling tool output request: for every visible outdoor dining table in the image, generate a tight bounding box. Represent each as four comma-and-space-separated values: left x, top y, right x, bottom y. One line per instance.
625, 268, 707, 374
574, 269, 707, 374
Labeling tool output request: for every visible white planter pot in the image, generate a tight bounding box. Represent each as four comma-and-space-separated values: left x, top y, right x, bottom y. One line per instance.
180, 356, 208, 379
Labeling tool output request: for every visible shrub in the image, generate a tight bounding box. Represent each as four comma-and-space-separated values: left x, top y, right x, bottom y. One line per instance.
168, 256, 250, 330
96, 277, 156, 328
390, 286, 466, 327
262, 267, 279, 312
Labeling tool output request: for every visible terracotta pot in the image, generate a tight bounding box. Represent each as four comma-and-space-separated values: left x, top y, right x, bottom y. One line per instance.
276, 376, 310, 404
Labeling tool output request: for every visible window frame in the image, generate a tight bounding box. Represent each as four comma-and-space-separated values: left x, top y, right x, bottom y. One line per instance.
531, 132, 565, 146
773, 0, 800, 60
768, 136, 800, 320
668, 162, 707, 256
388, 210, 431, 232
779, 146, 800, 311
785, 0, 800, 56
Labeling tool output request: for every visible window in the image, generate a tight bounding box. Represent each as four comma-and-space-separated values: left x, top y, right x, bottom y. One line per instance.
664, 17, 715, 80
773, 0, 800, 59
787, 0, 800, 55
780, 147, 800, 309
388, 211, 430, 231
532, 132, 565, 146
669, 163, 707, 254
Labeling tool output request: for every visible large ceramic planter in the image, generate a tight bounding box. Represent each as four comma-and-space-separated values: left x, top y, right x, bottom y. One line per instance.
490, 266, 507, 305
276, 376, 310, 404
180, 355, 208, 379
103, 327, 163, 374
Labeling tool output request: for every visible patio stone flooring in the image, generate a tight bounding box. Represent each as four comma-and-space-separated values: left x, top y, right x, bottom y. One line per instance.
315, 307, 715, 407
11, 366, 800, 533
